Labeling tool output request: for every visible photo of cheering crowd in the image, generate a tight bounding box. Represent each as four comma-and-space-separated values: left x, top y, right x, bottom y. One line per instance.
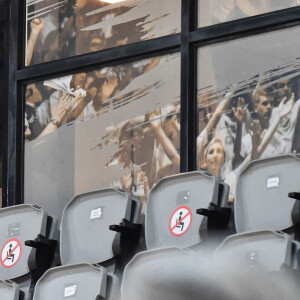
25, 53, 180, 212
26, 0, 180, 65
198, 71, 300, 202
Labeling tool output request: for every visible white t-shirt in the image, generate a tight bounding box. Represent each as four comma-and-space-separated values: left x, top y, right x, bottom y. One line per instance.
270, 99, 300, 154
241, 100, 300, 158
241, 131, 280, 159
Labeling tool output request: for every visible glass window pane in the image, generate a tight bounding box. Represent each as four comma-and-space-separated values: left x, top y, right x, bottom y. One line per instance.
25, 53, 180, 217
197, 27, 300, 202
26, 0, 181, 65
199, 0, 299, 27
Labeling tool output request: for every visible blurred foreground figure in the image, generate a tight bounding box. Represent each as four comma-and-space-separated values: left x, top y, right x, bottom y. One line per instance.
122, 232, 300, 300
122, 251, 300, 300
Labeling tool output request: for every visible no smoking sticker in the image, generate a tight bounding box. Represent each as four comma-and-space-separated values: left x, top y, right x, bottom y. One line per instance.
169, 206, 192, 237
1, 238, 22, 268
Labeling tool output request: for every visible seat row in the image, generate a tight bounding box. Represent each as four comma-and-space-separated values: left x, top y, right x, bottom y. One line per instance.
0, 187, 142, 299
1, 154, 300, 299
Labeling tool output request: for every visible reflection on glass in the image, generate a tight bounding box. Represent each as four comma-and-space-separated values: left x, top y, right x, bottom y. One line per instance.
24, 53, 180, 217
25, 0, 181, 65
197, 27, 300, 203
198, 0, 299, 27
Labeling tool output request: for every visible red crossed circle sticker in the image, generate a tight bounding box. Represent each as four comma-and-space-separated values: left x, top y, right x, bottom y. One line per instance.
1, 238, 22, 268
169, 206, 192, 237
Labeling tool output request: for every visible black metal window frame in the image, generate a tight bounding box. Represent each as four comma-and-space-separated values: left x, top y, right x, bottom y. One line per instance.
3, 0, 300, 207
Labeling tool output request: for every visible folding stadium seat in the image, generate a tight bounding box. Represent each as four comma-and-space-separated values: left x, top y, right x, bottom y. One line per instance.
33, 263, 107, 300
121, 231, 300, 300
213, 230, 300, 299
0, 279, 23, 300
145, 171, 230, 250
120, 171, 232, 300
32, 263, 120, 300
235, 154, 300, 237
214, 230, 300, 271
0, 204, 57, 299
122, 160, 300, 300
60, 188, 142, 271
30, 188, 142, 299
121, 247, 203, 300
197, 154, 300, 238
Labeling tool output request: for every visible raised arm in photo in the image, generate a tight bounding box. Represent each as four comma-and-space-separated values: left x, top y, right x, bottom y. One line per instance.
26, 18, 44, 66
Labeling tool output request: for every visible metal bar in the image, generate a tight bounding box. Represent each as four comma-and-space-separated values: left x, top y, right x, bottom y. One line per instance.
3, 0, 22, 207
18, 0, 27, 69
190, 6, 300, 45
180, 0, 197, 173
17, 34, 181, 82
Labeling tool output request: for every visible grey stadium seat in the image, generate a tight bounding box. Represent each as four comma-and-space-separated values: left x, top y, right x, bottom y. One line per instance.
0, 204, 47, 280
214, 230, 300, 271
121, 231, 300, 300
121, 247, 205, 300
213, 230, 300, 299
29, 188, 140, 300
60, 188, 142, 270
0, 280, 22, 300
122, 160, 300, 300
235, 154, 300, 235
122, 158, 300, 300
33, 263, 107, 300
0, 204, 57, 299
145, 171, 226, 250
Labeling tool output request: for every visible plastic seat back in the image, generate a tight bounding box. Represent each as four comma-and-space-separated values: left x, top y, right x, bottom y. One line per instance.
0, 204, 47, 280
60, 188, 132, 265
121, 247, 202, 300
0, 280, 20, 300
235, 155, 300, 233
214, 230, 293, 272
145, 171, 219, 249
33, 263, 107, 300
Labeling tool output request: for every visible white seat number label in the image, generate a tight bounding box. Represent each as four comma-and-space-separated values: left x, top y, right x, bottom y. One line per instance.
90, 208, 102, 220
267, 177, 280, 188
64, 284, 77, 297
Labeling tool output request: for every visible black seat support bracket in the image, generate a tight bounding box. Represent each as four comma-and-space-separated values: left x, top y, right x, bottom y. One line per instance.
289, 192, 300, 201
25, 234, 57, 295
197, 202, 232, 229
110, 218, 142, 271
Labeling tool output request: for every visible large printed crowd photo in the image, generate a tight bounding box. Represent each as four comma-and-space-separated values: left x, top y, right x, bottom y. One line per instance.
25, 0, 181, 217
198, 62, 300, 204
25, 53, 180, 214
26, 0, 180, 65
25, 0, 300, 216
